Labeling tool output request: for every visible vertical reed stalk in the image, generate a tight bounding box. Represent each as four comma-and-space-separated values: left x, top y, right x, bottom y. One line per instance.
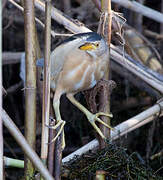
99, 0, 112, 148
24, 0, 37, 179
41, 0, 52, 166
0, 2, 3, 179
48, 118, 55, 174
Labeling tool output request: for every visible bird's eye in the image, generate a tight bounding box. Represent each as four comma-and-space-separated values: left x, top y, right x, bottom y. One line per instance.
95, 43, 99, 47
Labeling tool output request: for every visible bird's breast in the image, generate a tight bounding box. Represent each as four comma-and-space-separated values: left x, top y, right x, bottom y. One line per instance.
50, 48, 109, 94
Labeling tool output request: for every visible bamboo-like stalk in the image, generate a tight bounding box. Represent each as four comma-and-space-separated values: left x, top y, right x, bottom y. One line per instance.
0, 2, 3, 179
4, 157, 24, 168
98, 0, 112, 148
62, 100, 163, 163
24, 0, 37, 179
41, 0, 51, 167
2, 109, 54, 180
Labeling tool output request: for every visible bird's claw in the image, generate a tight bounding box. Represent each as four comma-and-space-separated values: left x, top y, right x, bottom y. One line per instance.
87, 112, 114, 139
95, 112, 113, 118
46, 119, 66, 149
45, 119, 65, 130
94, 112, 114, 130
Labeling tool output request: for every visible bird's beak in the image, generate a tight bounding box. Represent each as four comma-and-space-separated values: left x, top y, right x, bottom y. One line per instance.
79, 43, 97, 51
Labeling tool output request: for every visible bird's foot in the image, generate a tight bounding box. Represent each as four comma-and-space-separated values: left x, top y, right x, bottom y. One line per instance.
87, 112, 113, 139
46, 119, 66, 150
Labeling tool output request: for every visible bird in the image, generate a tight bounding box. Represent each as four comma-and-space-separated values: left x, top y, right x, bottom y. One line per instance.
37, 32, 113, 149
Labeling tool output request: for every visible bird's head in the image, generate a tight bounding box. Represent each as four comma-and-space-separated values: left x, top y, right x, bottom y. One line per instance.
60, 32, 108, 58
77, 32, 108, 57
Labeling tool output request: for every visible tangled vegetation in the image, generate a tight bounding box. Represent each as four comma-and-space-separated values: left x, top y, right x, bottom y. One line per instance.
64, 141, 162, 179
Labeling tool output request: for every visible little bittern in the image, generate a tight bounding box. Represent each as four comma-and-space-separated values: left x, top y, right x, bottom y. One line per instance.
37, 32, 112, 149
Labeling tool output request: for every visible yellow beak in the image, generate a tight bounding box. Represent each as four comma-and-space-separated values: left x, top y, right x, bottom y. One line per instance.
79, 43, 97, 51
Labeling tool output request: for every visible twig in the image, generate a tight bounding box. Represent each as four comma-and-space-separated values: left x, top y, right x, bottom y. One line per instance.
112, 0, 163, 23
2, 109, 54, 180
41, 0, 51, 167
62, 99, 163, 163
24, 0, 37, 178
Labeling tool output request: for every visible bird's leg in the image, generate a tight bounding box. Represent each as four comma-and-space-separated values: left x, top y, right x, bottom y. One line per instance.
66, 93, 113, 139
47, 97, 66, 149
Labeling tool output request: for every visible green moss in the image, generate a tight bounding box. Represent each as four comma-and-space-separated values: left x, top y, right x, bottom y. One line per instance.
63, 142, 163, 180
